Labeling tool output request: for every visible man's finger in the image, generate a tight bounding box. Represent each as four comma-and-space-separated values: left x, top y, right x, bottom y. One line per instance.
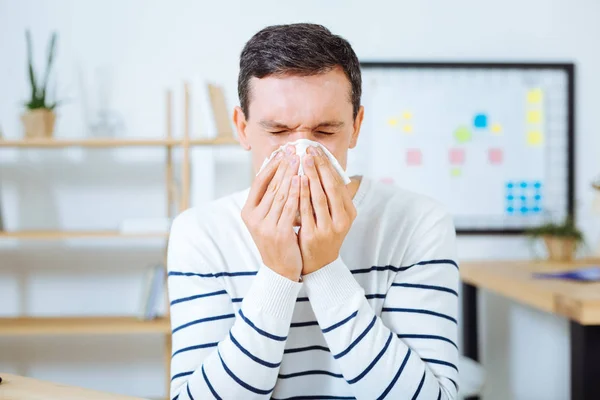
278, 175, 301, 228
254, 154, 290, 219
247, 151, 285, 207
313, 147, 345, 221
266, 154, 299, 224
299, 175, 315, 231
303, 153, 330, 226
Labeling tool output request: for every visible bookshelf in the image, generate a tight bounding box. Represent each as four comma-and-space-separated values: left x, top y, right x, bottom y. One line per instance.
0, 82, 239, 398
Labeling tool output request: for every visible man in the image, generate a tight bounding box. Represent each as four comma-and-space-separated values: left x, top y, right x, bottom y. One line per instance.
167, 23, 459, 399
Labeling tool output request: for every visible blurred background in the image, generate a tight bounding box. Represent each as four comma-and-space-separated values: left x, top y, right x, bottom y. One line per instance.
1, 1, 599, 399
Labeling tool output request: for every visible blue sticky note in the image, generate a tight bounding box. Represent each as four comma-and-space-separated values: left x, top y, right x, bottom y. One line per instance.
520, 182, 528, 188
474, 114, 488, 129
506, 207, 514, 214
520, 206, 528, 214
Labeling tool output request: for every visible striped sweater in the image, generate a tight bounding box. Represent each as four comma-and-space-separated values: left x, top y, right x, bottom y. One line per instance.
167, 176, 459, 400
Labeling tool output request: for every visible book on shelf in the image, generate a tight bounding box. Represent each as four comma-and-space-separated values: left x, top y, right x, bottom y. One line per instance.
139, 263, 167, 320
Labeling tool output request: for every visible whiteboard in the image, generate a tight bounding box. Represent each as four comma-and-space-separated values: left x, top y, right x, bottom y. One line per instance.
349, 63, 574, 234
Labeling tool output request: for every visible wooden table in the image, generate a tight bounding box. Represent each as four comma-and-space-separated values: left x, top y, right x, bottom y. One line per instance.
0, 373, 147, 400
461, 259, 600, 400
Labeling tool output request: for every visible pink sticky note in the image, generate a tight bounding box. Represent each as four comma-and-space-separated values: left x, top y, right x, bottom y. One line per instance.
380, 177, 395, 185
406, 149, 422, 166
449, 148, 465, 165
489, 148, 503, 164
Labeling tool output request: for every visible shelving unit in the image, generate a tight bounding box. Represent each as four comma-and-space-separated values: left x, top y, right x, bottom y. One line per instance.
0, 83, 239, 399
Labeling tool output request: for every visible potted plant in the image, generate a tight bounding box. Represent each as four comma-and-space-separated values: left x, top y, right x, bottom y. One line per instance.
21, 30, 59, 138
526, 218, 584, 262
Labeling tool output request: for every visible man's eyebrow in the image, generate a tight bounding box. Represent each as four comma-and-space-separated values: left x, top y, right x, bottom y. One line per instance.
258, 120, 345, 130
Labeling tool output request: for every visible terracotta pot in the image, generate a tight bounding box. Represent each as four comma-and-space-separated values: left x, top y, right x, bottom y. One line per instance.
543, 236, 577, 262
21, 109, 56, 138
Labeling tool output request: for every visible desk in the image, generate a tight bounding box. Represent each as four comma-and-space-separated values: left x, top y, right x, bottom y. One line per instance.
0, 373, 146, 400
461, 259, 600, 400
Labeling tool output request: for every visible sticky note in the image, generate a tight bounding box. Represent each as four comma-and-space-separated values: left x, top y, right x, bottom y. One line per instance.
451, 168, 461, 177
454, 126, 472, 143
527, 110, 542, 124
387, 118, 398, 127
403, 124, 413, 133
491, 123, 502, 134
527, 131, 544, 146
474, 114, 488, 129
449, 148, 465, 165
402, 111, 413, 120
527, 88, 543, 104
489, 148, 503, 164
380, 177, 395, 185
406, 149, 422, 166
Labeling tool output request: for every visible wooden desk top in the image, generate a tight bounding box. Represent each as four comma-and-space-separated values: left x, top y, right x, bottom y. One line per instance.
460, 259, 600, 325
0, 373, 146, 400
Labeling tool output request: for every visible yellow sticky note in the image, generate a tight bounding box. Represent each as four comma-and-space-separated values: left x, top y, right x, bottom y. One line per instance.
403, 124, 413, 133
527, 110, 542, 124
387, 118, 398, 127
451, 168, 461, 177
491, 123, 502, 134
527, 131, 544, 146
402, 111, 413, 120
527, 88, 543, 104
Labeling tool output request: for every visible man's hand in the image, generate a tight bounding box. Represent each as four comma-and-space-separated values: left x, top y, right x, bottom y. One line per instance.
241, 146, 302, 281
298, 146, 357, 275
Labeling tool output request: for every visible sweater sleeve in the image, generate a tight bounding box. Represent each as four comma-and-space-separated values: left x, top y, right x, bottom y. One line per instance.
167, 212, 302, 400
302, 210, 459, 400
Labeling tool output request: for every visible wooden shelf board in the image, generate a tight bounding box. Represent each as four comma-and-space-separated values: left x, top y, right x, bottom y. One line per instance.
0, 137, 239, 148
0, 230, 169, 240
0, 316, 170, 336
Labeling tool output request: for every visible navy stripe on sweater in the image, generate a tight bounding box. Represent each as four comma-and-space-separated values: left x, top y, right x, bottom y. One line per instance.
334, 315, 377, 359
239, 309, 287, 341
348, 331, 393, 384
232, 296, 310, 304
382, 308, 457, 324
272, 397, 355, 400
352, 259, 458, 274
284, 345, 330, 354
423, 358, 459, 371
437, 388, 442, 400
278, 370, 343, 379
396, 334, 458, 350
230, 331, 281, 368
172, 342, 218, 357
411, 370, 426, 400
202, 364, 222, 400
392, 282, 458, 296
186, 383, 195, 400
168, 270, 257, 278
171, 370, 193, 381
172, 313, 235, 334
170, 290, 228, 306
168, 259, 457, 280
322, 311, 358, 333
377, 348, 411, 400
218, 348, 275, 395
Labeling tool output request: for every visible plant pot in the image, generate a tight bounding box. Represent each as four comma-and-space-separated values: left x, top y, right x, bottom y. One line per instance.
21, 109, 56, 139
543, 236, 577, 262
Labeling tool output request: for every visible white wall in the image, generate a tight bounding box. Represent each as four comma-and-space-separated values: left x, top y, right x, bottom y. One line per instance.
1, 0, 599, 398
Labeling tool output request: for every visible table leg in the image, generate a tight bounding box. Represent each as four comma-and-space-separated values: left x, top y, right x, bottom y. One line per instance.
570, 321, 600, 400
462, 282, 480, 400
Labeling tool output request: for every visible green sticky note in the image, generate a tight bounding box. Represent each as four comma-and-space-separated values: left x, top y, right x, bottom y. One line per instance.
451, 168, 461, 177
454, 126, 472, 143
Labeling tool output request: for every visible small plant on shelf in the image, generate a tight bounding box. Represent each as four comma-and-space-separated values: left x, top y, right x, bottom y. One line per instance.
21, 29, 60, 139
526, 218, 584, 262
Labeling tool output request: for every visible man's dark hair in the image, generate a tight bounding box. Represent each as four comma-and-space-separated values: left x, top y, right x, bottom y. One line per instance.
238, 23, 362, 120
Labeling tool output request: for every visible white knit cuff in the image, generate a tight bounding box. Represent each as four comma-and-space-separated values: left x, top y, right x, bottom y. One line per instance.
302, 257, 364, 313
243, 265, 302, 320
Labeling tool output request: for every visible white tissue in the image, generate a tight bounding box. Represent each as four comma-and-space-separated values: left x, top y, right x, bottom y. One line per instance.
257, 139, 351, 185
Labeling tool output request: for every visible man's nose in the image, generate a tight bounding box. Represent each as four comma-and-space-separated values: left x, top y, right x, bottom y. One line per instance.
288, 130, 316, 143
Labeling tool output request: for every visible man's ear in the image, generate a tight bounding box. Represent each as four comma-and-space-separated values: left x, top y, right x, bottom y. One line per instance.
349, 105, 364, 149
233, 106, 251, 150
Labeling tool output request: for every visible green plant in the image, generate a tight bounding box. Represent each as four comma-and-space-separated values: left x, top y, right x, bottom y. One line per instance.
525, 218, 584, 242
24, 29, 59, 111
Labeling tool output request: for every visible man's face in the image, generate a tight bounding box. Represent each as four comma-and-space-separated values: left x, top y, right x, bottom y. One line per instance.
234, 67, 364, 175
